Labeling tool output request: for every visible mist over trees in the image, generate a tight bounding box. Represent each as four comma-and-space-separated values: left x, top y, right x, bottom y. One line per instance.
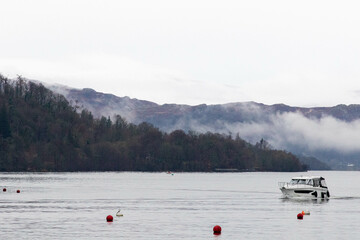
0, 75, 306, 172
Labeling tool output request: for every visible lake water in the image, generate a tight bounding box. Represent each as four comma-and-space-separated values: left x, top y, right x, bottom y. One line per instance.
0, 171, 359, 239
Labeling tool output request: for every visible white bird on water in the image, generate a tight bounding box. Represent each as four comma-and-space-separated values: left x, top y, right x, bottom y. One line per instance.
116, 209, 123, 217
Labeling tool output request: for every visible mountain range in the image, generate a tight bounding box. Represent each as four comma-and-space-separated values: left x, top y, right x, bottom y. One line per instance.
47, 83, 360, 170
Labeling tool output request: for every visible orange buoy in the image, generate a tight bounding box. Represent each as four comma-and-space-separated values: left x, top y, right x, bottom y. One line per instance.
17, 190, 20, 193
3, 188, 6, 192
213, 225, 222, 235
297, 213, 303, 220
106, 215, 113, 222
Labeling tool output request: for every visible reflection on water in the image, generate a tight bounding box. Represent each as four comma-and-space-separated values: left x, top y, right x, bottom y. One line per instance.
280, 197, 330, 204
1, 171, 360, 239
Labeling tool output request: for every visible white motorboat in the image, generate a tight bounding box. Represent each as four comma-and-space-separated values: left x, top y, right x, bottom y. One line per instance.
278, 176, 330, 199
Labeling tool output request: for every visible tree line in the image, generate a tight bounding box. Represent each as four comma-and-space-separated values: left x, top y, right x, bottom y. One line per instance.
0, 75, 307, 172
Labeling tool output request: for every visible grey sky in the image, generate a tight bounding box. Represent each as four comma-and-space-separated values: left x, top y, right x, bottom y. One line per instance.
1, 0, 360, 106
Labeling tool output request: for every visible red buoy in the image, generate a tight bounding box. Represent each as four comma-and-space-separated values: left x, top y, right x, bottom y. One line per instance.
213, 225, 222, 235
297, 213, 303, 220
106, 215, 113, 222
3, 188, 6, 192
17, 190, 20, 193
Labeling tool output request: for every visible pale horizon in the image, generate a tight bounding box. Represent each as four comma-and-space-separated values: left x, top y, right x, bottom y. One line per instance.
1, 0, 360, 107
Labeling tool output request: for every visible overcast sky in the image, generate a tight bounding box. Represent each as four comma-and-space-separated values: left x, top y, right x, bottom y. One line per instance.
1, 0, 360, 106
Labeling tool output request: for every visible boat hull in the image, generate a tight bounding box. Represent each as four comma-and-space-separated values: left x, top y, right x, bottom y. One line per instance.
280, 187, 330, 199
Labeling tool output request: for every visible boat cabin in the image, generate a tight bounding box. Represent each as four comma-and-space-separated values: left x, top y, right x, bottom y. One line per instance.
289, 176, 328, 188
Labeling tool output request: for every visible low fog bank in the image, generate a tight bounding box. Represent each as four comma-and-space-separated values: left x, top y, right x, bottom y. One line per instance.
165, 111, 360, 168
235, 112, 360, 154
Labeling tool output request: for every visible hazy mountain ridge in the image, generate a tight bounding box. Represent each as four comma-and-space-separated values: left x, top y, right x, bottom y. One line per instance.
57, 86, 360, 127
48, 84, 360, 169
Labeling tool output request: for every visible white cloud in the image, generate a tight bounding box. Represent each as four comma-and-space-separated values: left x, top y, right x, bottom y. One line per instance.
221, 112, 360, 154
1, 0, 360, 106
0, 55, 250, 105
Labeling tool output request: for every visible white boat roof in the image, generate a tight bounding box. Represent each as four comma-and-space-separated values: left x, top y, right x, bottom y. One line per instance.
291, 176, 324, 180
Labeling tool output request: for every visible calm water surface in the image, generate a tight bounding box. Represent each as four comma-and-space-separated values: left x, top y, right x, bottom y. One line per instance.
1, 171, 360, 239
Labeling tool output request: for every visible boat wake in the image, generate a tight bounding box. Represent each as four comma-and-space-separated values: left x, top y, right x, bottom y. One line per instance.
329, 196, 360, 200
280, 195, 360, 203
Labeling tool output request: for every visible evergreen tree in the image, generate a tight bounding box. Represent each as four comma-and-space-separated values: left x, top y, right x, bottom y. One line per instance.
0, 104, 11, 138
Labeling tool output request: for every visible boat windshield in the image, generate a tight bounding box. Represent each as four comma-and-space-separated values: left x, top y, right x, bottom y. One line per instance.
290, 179, 314, 186
290, 179, 298, 185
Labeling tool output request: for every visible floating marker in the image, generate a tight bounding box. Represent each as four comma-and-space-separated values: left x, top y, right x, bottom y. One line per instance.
3, 188, 6, 192
106, 215, 113, 222
17, 190, 20, 193
301, 210, 310, 216
213, 225, 222, 235
297, 213, 303, 220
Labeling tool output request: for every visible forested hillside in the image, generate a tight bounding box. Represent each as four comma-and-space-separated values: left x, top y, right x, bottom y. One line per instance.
0, 75, 306, 172
47, 84, 351, 170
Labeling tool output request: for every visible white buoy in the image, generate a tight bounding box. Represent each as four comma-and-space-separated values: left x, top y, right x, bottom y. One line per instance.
302, 210, 310, 215
116, 209, 123, 217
